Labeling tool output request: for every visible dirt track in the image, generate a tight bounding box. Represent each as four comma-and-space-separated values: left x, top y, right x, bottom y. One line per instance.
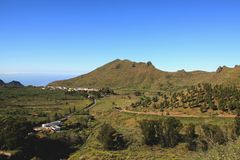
117, 109, 237, 118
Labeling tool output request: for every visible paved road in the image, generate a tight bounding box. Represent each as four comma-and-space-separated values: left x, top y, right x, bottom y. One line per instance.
33, 99, 97, 132
82, 99, 97, 111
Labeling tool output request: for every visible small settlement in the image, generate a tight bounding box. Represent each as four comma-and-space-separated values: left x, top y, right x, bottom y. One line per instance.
34, 86, 99, 133
42, 86, 99, 92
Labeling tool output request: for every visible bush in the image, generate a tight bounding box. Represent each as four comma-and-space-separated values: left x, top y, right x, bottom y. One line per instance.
0, 116, 33, 150
199, 138, 240, 160
25, 136, 74, 160
233, 108, 240, 137
147, 61, 153, 66
201, 124, 227, 146
140, 117, 182, 148
134, 91, 142, 96
152, 96, 159, 102
140, 120, 163, 146
98, 123, 128, 150
162, 117, 183, 147
185, 123, 197, 151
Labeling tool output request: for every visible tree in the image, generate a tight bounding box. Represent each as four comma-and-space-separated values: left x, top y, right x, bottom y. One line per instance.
115, 63, 121, 69
28, 136, 72, 160
69, 107, 72, 114
100, 87, 114, 95
98, 123, 127, 150
160, 103, 164, 112
233, 107, 240, 137
141, 97, 152, 107
162, 117, 183, 147
147, 61, 153, 66
140, 120, 163, 146
208, 100, 217, 110
201, 124, 227, 146
0, 116, 32, 150
53, 112, 59, 121
200, 105, 208, 113
134, 91, 142, 96
218, 99, 227, 111
73, 106, 76, 112
152, 96, 159, 102
185, 123, 197, 151
140, 117, 182, 148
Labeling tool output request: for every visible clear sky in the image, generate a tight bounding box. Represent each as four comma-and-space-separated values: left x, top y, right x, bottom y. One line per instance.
1, 0, 240, 83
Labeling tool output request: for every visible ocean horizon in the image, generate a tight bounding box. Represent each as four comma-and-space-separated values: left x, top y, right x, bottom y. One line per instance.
0, 73, 80, 86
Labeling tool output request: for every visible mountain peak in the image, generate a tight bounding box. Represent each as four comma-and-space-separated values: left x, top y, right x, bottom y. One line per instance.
7, 81, 24, 87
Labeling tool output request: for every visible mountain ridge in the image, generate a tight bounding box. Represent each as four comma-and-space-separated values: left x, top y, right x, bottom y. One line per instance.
0, 79, 24, 87
49, 59, 240, 89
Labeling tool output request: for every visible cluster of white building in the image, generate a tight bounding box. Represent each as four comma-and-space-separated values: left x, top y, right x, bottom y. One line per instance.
41, 121, 62, 132
42, 86, 99, 92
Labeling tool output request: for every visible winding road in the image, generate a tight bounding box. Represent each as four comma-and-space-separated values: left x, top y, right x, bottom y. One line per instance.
82, 99, 97, 111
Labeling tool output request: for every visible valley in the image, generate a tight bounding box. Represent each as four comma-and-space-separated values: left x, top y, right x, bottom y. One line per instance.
1, 60, 240, 160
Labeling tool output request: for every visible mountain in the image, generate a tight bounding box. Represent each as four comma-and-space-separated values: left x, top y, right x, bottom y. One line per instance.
49, 59, 240, 90
7, 81, 24, 87
0, 79, 5, 86
0, 79, 24, 87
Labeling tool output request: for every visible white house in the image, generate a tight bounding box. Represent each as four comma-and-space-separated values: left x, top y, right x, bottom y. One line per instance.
42, 121, 62, 128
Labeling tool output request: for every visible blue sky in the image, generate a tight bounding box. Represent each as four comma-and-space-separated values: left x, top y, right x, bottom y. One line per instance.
1, 0, 240, 85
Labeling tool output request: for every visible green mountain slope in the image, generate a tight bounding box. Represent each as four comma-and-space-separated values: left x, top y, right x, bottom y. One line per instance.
49, 59, 240, 89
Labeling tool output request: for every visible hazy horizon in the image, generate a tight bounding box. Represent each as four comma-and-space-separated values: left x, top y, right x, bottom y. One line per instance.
0, 73, 79, 86
1, 59, 240, 86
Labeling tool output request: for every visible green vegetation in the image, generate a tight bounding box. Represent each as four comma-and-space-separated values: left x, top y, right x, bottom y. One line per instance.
140, 117, 182, 147
199, 138, 240, 160
185, 123, 197, 151
0, 86, 97, 159
0, 117, 32, 150
130, 83, 240, 116
2, 78, 240, 159
67, 94, 238, 159
98, 123, 128, 150
0, 86, 91, 124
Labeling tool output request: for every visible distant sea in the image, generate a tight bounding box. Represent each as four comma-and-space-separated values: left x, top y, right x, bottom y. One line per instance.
0, 74, 79, 86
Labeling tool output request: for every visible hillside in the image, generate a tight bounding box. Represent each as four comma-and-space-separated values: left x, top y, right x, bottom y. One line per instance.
49, 59, 240, 90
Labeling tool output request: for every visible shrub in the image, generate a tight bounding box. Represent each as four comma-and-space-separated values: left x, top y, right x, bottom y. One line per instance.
152, 96, 159, 102
147, 61, 153, 66
140, 120, 163, 146
233, 108, 240, 137
199, 138, 240, 160
140, 117, 182, 148
0, 116, 32, 150
162, 117, 183, 147
201, 124, 227, 146
185, 123, 197, 151
134, 91, 142, 96
98, 123, 128, 150
26, 136, 73, 160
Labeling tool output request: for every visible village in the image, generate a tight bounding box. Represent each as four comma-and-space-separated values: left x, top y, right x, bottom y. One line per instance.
42, 86, 99, 92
